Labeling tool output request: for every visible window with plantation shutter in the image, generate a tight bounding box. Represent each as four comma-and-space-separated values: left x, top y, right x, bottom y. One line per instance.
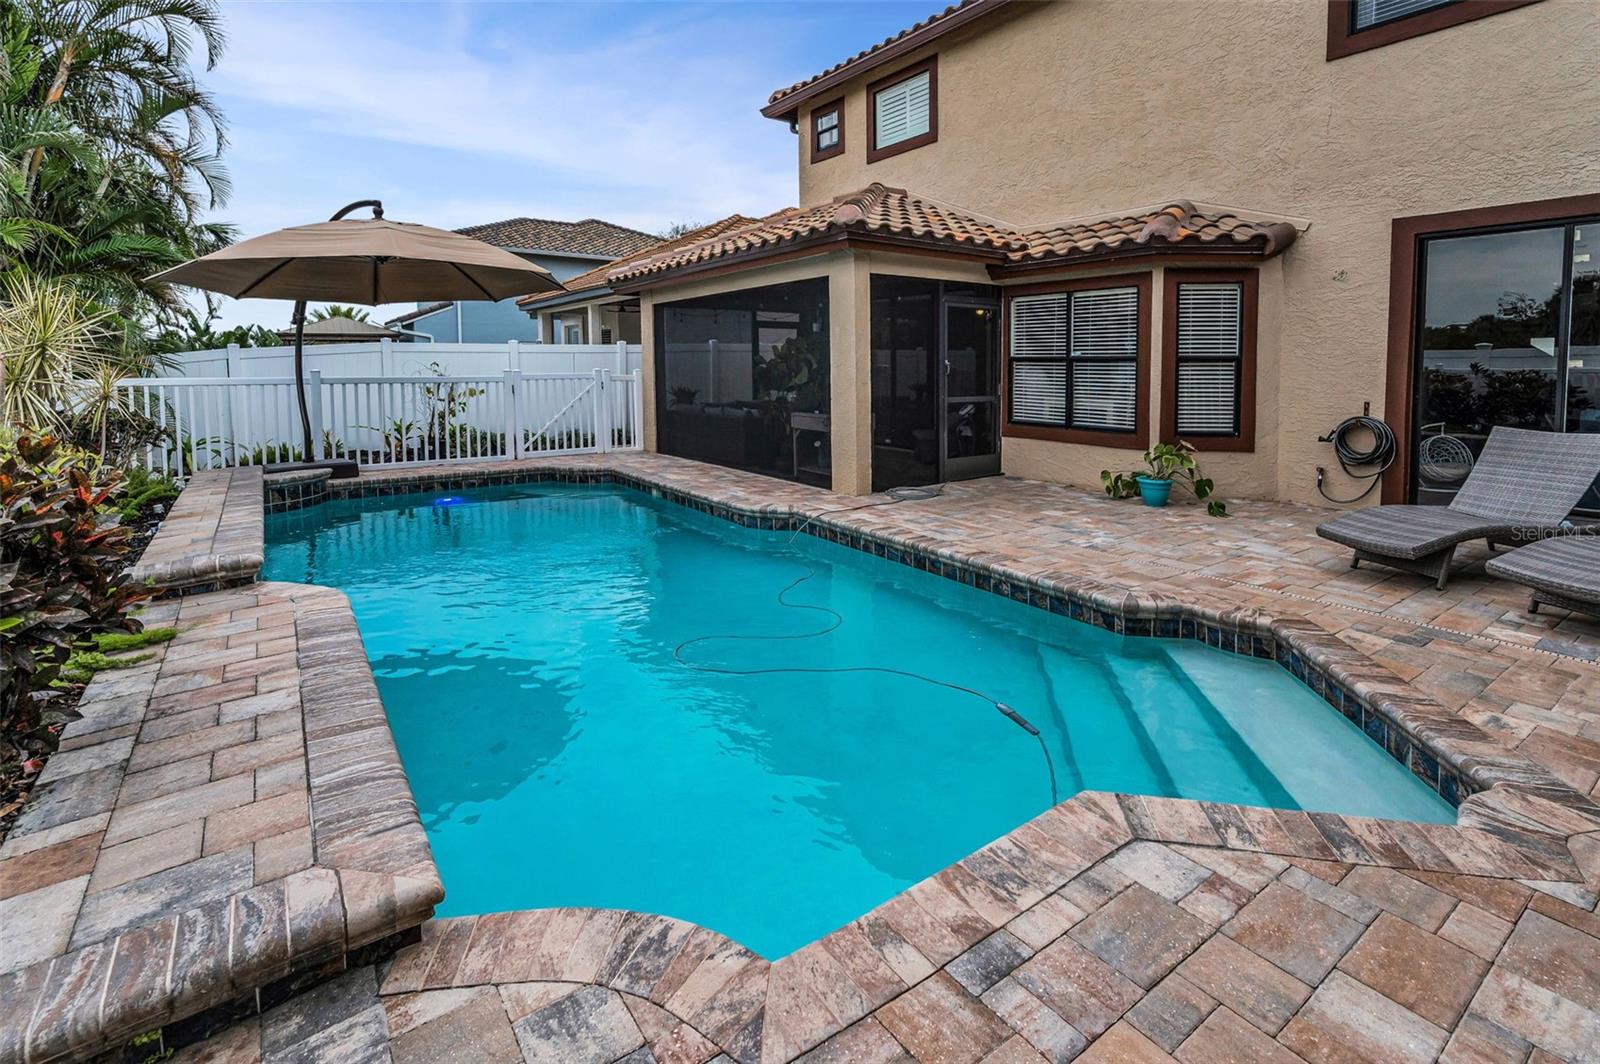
1163, 271, 1256, 450
874, 71, 929, 148
1174, 282, 1243, 436
1007, 282, 1142, 436
867, 60, 937, 161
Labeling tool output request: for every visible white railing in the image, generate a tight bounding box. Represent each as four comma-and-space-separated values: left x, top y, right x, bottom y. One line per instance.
117, 369, 645, 475
164, 340, 641, 379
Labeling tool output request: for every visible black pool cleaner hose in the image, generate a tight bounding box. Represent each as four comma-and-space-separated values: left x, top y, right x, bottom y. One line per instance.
673, 481, 1059, 805
672, 563, 1059, 805
1316, 415, 1396, 504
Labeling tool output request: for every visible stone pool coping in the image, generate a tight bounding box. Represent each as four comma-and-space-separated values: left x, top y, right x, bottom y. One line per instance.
8, 453, 1599, 1063
127, 467, 265, 595
0, 583, 441, 1064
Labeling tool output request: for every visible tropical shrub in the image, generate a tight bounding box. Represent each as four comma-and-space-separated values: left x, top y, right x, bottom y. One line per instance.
1, 434, 148, 774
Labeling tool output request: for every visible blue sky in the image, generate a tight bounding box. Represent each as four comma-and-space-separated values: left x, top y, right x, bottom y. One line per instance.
205, 0, 935, 328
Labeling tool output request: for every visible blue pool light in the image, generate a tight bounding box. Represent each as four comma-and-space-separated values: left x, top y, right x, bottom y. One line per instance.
433, 496, 468, 507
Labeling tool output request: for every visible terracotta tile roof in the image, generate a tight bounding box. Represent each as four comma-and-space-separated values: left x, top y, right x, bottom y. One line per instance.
383, 301, 452, 327
454, 217, 661, 258
1010, 200, 1300, 266
518, 215, 764, 308
608, 192, 1299, 287
763, 0, 1014, 120
609, 184, 1026, 285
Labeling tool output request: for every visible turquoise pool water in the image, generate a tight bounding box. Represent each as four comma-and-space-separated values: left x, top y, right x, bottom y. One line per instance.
264, 484, 1452, 957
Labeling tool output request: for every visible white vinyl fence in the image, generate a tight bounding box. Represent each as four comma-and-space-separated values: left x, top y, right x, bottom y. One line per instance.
167, 340, 641, 379
117, 368, 644, 475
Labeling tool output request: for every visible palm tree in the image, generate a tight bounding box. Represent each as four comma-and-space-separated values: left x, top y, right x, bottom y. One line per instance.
19, 0, 227, 216
308, 304, 370, 322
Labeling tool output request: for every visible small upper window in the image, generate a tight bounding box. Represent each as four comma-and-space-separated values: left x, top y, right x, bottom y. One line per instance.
1327, 0, 1539, 60
867, 59, 937, 162
1352, 0, 1454, 30
811, 103, 843, 162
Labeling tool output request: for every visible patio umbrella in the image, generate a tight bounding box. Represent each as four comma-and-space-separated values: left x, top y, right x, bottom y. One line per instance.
273, 316, 403, 343
150, 200, 560, 468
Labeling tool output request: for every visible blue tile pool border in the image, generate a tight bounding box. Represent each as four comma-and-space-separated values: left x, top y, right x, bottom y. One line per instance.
284, 464, 1546, 811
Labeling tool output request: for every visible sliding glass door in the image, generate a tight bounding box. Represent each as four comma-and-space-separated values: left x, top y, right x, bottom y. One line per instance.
1414, 218, 1600, 508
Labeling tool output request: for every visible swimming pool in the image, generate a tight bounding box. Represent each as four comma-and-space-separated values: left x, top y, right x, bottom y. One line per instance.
264, 483, 1452, 957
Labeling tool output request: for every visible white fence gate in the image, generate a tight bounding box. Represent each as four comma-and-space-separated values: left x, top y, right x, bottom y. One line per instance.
116, 368, 644, 475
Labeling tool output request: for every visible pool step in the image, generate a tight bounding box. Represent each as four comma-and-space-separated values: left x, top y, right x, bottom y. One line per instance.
1036, 645, 1180, 798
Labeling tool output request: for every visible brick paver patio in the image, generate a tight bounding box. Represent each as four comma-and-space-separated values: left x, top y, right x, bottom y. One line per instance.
4, 452, 1598, 1063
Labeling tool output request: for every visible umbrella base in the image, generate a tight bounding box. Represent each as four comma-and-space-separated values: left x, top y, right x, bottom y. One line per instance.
264, 459, 361, 480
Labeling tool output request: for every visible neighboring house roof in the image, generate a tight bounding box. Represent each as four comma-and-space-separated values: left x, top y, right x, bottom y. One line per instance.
609, 185, 1028, 286
608, 187, 1300, 288
763, 0, 1014, 121
384, 302, 452, 327
1009, 201, 1300, 268
454, 217, 660, 258
518, 215, 765, 311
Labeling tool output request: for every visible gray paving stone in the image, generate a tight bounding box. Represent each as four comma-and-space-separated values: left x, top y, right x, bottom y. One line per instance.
70, 847, 253, 950
10, 764, 123, 837
512, 984, 643, 1064
948, 929, 1035, 996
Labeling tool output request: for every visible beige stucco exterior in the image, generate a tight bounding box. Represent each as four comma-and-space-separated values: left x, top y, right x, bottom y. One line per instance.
627, 0, 1597, 501
780, 0, 1598, 502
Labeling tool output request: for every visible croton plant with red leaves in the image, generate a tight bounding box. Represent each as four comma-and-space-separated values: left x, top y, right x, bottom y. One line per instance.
1, 434, 149, 776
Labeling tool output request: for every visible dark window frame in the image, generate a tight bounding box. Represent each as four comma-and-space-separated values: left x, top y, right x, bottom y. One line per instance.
1161, 269, 1259, 453
867, 56, 938, 164
1326, 0, 1541, 60
1001, 272, 1151, 450
810, 98, 844, 163
1383, 193, 1600, 503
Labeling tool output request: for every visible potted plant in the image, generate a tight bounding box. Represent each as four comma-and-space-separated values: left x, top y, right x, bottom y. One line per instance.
670, 386, 699, 407
1102, 441, 1227, 516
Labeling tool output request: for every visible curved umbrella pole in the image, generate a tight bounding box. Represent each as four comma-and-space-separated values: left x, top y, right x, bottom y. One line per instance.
292, 199, 384, 459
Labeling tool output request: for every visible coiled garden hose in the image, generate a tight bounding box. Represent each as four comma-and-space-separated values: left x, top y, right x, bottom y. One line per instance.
1316, 415, 1396, 504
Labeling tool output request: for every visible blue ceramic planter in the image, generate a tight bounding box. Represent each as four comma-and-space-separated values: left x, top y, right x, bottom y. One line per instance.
1135, 476, 1173, 507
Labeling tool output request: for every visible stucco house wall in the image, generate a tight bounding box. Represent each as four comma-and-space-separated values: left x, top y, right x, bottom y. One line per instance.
787, 0, 1599, 503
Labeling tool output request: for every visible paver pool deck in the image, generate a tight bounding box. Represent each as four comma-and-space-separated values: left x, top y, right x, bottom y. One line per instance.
2, 452, 1598, 1063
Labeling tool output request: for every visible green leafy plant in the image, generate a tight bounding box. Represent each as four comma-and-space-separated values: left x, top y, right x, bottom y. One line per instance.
115, 466, 178, 524
1102, 441, 1228, 517
58, 627, 175, 684
1, 434, 149, 775
670, 386, 699, 407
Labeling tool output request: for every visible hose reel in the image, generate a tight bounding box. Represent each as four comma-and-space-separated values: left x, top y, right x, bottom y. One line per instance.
1316, 412, 1396, 504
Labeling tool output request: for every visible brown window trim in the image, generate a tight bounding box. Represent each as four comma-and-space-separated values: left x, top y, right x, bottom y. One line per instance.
1001, 272, 1151, 450
1382, 192, 1600, 503
867, 56, 938, 164
1161, 269, 1258, 453
1326, 0, 1541, 60
810, 98, 844, 163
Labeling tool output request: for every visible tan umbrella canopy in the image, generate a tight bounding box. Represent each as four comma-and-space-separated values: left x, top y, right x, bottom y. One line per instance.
273, 316, 403, 342
150, 200, 561, 470
152, 215, 560, 303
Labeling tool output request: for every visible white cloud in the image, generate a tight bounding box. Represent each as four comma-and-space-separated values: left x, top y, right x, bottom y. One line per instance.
198, 1, 810, 329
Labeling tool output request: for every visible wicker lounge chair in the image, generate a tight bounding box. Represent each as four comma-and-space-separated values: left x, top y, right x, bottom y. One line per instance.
1485, 534, 1600, 617
1316, 426, 1600, 589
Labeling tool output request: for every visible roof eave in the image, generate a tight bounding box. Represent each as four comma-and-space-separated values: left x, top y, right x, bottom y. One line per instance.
518, 286, 618, 312
991, 230, 1298, 277
760, 0, 1015, 122
611, 229, 1015, 293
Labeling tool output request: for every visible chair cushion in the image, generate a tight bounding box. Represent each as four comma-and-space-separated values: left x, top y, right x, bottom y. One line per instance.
1485, 535, 1600, 603
1316, 505, 1514, 560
